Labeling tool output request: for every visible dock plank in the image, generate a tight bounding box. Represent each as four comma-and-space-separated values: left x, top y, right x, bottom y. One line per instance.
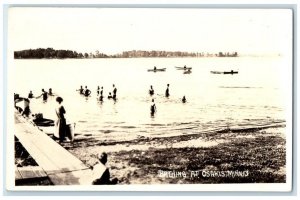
48, 169, 93, 185
17, 166, 47, 180
15, 168, 22, 180
14, 112, 95, 185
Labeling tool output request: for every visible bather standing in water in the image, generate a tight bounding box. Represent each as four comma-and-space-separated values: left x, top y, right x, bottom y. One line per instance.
182, 95, 186, 103
84, 86, 91, 97
99, 94, 104, 102
108, 92, 113, 99
97, 86, 100, 96
150, 99, 157, 116
100, 86, 103, 96
36, 89, 48, 102
165, 84, 170, 97
28, 91, 34, 98
149, 85, 154, 96
54, 97, 66, 142
77, 85, 84, 95
112, 84, 117, 100
49, 88, 56, 96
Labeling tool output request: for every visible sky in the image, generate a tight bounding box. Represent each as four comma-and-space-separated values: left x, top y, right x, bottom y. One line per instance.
8, 7, 292, 55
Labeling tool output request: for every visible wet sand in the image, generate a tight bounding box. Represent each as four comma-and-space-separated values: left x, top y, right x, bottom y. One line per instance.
62, 125, 286, 184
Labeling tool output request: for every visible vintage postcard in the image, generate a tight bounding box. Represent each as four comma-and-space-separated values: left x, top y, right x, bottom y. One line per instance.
5, 5, 293, 191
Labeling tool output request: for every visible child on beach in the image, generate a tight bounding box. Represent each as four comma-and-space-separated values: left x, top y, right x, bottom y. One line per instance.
91, 152, 118, 185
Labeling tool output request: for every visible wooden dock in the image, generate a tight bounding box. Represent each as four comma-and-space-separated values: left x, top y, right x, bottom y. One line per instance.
15, 166, 48, 184
14, 111, 95, 185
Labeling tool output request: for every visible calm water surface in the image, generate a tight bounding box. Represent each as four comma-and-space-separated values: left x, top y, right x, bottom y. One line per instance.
13, 57, 288, 141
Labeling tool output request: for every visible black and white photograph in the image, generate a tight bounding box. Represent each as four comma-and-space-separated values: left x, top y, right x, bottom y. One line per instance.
6, 5, 293, 191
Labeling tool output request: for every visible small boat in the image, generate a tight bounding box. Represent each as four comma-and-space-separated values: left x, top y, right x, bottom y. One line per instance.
147, 68, 166, 72
33, 118, 55, 127
224, 70, 238, 74
175, 66, 192, 70
211, 70, 238, 74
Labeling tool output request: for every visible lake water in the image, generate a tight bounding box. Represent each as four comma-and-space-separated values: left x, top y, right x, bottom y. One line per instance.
13, 57, 289, 141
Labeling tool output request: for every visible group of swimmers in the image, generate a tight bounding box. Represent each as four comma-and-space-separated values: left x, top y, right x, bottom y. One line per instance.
77, 84, 118, 101
76, 83, 187, 116
14, 88, 55, 118
149, 83, 187, 116
27, 88, 55, 102
18, 83, 186, 118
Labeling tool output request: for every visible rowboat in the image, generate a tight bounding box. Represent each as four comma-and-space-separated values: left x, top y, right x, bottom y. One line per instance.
147, 68, 166, 72
175, 66, 192, 70
211, 70, 238, 74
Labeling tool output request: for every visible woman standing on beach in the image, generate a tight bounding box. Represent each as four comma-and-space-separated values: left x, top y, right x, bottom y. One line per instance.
54, 97, 66, 142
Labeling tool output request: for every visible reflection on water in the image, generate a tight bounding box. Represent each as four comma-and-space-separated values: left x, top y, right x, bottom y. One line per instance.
13, 57, 288, 141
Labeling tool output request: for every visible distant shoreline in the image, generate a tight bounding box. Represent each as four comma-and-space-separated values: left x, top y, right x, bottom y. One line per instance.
14, 48, 239, 59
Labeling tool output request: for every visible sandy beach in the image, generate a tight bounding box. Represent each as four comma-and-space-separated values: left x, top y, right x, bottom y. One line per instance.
59, 125, 286, 184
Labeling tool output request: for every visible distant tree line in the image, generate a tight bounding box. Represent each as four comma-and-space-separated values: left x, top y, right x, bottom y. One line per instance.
116, 50, 238, 58
14, 48, 238, 59
14, 48, 85, 59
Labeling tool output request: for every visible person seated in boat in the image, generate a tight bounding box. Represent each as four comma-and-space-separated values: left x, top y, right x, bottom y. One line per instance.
149, 85, 154, 95
108, 92, 113, 99
84, 86, 91, 97
165, 84, 170, 97
153, 66, 157, 71
36, 89, 48, 102
182, 96, 186, 103
184, 65, 187, 69
91, 152, 118, 185
150, 99, 157, 116
77, 85, 84, 95
28, 91, 34, 98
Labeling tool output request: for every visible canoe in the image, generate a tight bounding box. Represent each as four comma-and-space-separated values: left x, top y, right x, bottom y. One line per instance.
224, 71, 238, 74
211, 70, 238, 74
147, 68, 166, 72
175, 66, 192, 70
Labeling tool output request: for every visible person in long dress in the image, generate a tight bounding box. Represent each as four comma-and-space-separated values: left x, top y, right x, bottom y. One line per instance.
55, 96, 66, 142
